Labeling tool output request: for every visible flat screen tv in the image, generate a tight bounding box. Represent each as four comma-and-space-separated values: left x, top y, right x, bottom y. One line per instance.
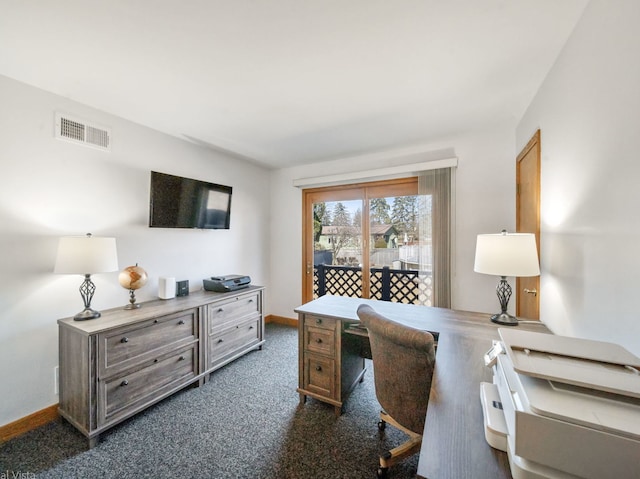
149, 171, 232, 229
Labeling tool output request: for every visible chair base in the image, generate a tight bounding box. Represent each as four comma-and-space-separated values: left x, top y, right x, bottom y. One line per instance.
378, 410, 423, 473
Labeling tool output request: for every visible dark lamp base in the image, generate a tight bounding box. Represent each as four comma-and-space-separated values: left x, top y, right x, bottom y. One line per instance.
490, 313, 519, 326
124, 289, 141, 310
74, 308, 102, 321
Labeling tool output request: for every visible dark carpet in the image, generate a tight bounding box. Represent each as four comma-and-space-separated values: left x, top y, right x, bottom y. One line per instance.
1, 323, 420, 478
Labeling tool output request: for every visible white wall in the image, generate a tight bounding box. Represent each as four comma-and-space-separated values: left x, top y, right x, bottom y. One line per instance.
517, 0, 640, 355
0, 75, 271, 426
269, 123, 517, 320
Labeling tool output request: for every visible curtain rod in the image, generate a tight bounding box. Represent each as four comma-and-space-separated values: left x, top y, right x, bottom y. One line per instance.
292, 158, 458, 189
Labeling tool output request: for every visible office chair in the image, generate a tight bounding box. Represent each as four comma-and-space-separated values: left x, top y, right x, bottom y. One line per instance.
356, 304, 436, 478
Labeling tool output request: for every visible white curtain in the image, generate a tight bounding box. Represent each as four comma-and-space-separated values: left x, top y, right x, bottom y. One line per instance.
418, 168, 452, 308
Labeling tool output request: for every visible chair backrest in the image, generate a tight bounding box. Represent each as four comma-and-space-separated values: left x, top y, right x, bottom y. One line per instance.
356, 304, 436, 434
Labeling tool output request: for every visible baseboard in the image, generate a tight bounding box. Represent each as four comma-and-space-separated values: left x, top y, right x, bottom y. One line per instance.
265, 314, 298, 327
0, 404, 59, 443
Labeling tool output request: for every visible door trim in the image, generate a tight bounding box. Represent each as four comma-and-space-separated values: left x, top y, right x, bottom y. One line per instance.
516, 130, 541, 319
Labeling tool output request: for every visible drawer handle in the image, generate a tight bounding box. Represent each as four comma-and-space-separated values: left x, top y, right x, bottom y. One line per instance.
315, 318, 322, 324
121, 380, 129, 386
315, 365, 322, 372
178, 320, 185, 325
217, 308, 224, 313
178, 356, 185, 361
121, 337, 129, 343
154, 359, 159, 363
315, 338, 323, 344
154, 319, 159, 324
248, 299, 254, 303
249, 326, 254, 330
217, 339, 224, 343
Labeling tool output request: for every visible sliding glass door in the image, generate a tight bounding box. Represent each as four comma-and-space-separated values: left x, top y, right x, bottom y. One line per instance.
303, 178, 427, 303
304, 186, 364, 301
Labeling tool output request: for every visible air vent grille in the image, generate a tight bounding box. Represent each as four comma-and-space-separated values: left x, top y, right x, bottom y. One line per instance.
55, 113, 111, 151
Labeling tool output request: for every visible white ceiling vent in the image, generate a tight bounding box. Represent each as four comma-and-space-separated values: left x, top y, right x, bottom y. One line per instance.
55, 113, 111, 151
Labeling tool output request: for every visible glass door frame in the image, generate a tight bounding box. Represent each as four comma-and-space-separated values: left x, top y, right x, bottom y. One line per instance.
302, 177, 418, 303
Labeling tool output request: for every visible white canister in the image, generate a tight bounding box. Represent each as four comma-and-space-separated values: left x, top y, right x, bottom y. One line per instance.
158, 277, 176, 300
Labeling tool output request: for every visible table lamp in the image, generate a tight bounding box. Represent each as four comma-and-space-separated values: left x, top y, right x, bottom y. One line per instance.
54, 233, 119, 320
474, 230, 540, 325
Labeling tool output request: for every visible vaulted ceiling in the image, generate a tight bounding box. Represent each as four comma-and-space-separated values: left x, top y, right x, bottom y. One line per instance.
0, 0, 588, 168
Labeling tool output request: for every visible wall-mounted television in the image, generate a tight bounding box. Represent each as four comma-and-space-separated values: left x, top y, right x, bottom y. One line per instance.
149, 171, 232, 229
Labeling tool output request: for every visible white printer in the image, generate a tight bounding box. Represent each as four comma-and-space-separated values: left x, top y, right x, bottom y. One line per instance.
480, 328, 640, 479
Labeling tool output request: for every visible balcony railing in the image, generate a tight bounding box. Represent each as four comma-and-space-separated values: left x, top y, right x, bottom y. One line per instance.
314, 264, 433, 306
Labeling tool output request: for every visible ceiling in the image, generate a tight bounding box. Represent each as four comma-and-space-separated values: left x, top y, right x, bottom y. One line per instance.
0, 0, 588, 169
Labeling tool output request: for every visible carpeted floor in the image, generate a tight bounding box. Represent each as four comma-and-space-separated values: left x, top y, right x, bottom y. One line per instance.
1, 323, 421, 478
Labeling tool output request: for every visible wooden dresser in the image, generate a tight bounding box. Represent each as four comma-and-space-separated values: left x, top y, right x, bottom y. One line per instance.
58, 286, 264, 447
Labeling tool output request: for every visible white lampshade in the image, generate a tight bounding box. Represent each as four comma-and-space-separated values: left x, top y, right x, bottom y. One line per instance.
54, 234, 119, 274
474, 232, 540, 277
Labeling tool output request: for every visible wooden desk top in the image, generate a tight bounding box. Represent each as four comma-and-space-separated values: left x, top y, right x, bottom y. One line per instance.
295, 295, 549, 479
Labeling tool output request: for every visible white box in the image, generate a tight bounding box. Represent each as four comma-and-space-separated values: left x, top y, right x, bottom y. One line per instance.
158, 277, 175, 299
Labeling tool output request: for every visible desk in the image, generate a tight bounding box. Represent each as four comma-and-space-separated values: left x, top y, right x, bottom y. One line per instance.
294, 295, 548, 479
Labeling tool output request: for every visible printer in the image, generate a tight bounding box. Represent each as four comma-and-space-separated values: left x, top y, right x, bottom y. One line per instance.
480, 328, 640, 479
203, 275, 251, 292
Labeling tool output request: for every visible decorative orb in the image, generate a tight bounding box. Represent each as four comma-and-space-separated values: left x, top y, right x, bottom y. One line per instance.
119, 264, 148, 290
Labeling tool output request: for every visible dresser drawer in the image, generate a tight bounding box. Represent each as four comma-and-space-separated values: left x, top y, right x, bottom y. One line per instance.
303, 324, 336, 356
208, 292, 260, 334
303, 352, 336, 399
98, 309, 197, 377
208, 316, 261, 367
99, 344, 198, 425
303, 314, 336, 331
